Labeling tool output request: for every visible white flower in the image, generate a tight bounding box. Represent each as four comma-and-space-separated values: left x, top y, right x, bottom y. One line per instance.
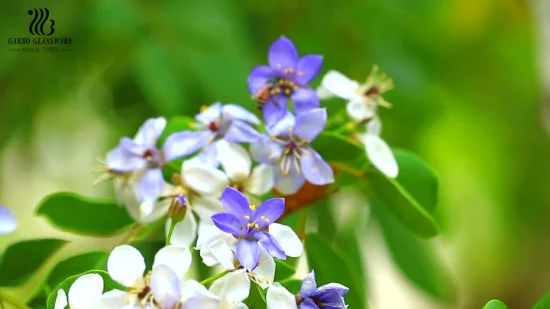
318, 68, 398, 178
100, 244, 197, 309
318, 67, 393, 123
54, 274, 103, 309
266, 284, 297, 309
355, 116, 399, 178
168, 144, 273, 248
185, 269, 251, 309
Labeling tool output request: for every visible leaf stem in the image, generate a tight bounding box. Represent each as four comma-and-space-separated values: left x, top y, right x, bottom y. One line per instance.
329, 161, 367, 180
166, 221, 177, 246
0, 290, 32, 309
200, 271, 229, 286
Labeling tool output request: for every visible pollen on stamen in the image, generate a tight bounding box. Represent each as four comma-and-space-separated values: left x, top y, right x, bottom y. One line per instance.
255, 224, 259, 228
276, 64, 282, 68
249, 204, 256, 211
244, 215, 250, 220
297, 71, 303, 76
200, 105, 208, 112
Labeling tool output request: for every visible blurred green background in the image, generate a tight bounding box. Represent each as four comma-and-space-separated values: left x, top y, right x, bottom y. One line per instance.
1, 0, 549, 308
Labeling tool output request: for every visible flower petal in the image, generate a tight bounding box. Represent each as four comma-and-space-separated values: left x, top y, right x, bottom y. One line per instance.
0, 206, 16, 235
105, 145, 145, 173
207, 238, 236, 270
137, 169, 165, 204
320, 70, 359, 100
269, 223, 303, 257
162, 130, 210, 162
256, 232, 286, 260
196, 142, 220, 167
150, 264, 181, 309
295, 55, 323, 85
248, 65, 277, 94
243, 164, 274, 196
267, 285, 297, 309
268, 37, 298, 72
316, 85, 335, 100
273, 165, 306, 195
99, 290, 128, 309
211, 269, 250, 305
211, 213, 242, 235
67, 274, 104, 309
346, 98, 375, 122
266, 111, 295, 138
133, 117, 167, 147
181, 280, 211, 300
300, 270, 317, 298
217, 141, 251, 182
196, 219, 226, 249
363, 133, 398, 178
254, 198, 285, 228
107, 245, 145, 286
221, 186, 252, 218
223, 104, 261, 125
153, 245, 192, 279
185, 297, 220, 309
236, 240, 261, 271
196, 102, 222, 124
263, 96, 288, 127
191, 195, 224, 220
291, 88, 319, 115
366, 115, 382, 136
250, 136, 285, 165
253, 247, 276, 289
301, 298, 320, 309
224, 120, 262, 143
293, 108, 326, 142
315, 283, 349, 297
167, 209, 197, 247
54, 289, 67, 309
300, 149, 334, 185
182, 159, 229, 195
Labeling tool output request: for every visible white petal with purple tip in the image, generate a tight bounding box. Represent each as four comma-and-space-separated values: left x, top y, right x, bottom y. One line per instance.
223, 104, 260, 125
196, 102, 222, 124
293, 108, 327, 142
300, 149, 334, 186
150, 264, 181, 309
217, 141, 251, 183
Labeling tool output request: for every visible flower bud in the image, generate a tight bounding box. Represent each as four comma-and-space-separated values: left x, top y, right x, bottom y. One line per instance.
168, 194, 187, 222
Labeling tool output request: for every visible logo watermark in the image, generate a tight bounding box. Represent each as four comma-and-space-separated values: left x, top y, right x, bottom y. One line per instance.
7, 8, 73, 53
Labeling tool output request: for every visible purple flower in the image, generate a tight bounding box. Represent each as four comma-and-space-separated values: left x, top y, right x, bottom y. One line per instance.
210, 186, 286, 271
0, 205, 16, 235
106, 117, 200, 174
251, 108, 334, 195
248, 37, 323, 125
298, 270, 349, 309
172, 103, 262, 166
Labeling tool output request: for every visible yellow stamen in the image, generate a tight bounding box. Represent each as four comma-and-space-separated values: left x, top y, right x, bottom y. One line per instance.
297, 71, 303, 76
255, 224, 259, 228
200, 105, 208, 112
264, 218, 270, 222
276, 64, 282, 68
247, 223, 254, 227
244, 215, 250, 220
249, 204, 256, 211
285, 89, 290, 95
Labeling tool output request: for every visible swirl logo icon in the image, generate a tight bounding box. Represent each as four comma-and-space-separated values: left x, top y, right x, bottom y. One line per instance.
28, 8, 55, 36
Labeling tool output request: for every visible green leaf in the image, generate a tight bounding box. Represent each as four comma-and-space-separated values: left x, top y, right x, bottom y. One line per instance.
373, 205, 454, 302
483, 299, 508, 309
280, 279, 303, 295
274, 260, 296, 282
366, 148, 440, 238
311, 131, 363, 162
244, 282, 267, 308
46, 270, 125, 309
0, 239, 67, 286
534, 292, 550, 309
257, 284, 267, 302
36, 192, 134, 237
46, 251, 109, 289
158, 116, 197, 144
306, 234, 365, 309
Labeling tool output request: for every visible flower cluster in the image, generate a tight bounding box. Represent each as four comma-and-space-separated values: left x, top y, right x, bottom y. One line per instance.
52, 36, 406, 309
